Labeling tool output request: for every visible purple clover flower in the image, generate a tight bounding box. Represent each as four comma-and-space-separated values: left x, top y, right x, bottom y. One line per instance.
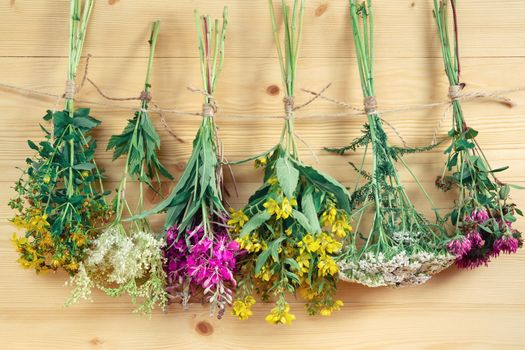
492, 236, 520, 256
447, 237, 472, 257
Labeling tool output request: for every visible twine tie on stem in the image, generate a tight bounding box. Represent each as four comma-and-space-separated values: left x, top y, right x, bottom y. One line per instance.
448, 83, 465, 102
364, 96, 378, 115
283, 96, 295, 120
139, 90, 152, 103
63, 79, 76, 99
202, 101, 217, 117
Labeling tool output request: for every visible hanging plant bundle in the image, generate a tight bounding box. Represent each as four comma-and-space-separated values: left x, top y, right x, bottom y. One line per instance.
330, 0, 454, 288
66, 21, 170, 314
433, 0, 522, 268
9, 0, 110, 275
230, 0, 351, 325
136, 8, 237, 319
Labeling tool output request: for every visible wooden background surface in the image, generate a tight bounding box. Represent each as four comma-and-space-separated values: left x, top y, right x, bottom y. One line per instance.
1, 1, 525, 349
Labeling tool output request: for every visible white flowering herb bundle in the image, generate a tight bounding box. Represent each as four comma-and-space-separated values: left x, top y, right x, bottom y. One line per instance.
330, 0, 454, 288
10, 0, 111, 275
67, 21, 170, 314
433, 0, 522, 268
230, 0, 351, 325
137, 8, 239, 319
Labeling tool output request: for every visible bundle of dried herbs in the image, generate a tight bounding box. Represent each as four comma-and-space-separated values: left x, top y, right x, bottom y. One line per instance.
331, 0, 454, 288
433, 0, 522, 268
230, 0, 351, 325
137, 8, 238, 319
66, 21, 170, 314
10, 0, 110, 275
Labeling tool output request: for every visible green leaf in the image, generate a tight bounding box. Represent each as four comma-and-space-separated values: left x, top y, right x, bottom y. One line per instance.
275, 157, 299, 198
255, 248, 272, 274
240, 211, 271, 237
292, 209, 313, 233
509, 184, 525, 190
488, 166, 509, 174
464, 128, 479, 139
73, 116, 100, 130
291, 159, 352, 213
73, 163, 96, 171
270, 236, 286, 262
302, 189, 321, 233
27, 140, 39, 151
284, 258, 300, 271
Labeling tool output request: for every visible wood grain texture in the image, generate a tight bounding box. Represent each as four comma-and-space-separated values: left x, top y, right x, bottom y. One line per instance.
1, 1, 525, 349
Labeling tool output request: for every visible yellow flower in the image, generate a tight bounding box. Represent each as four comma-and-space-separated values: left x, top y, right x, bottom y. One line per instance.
232, 296, 256, 320
255, 157, 268, 168
228, 209, 249, 233
264, 198, 282, 218
39, 232, 53, 248
267, 176, 279, 186
65, 260, 79, 272
318, 232, 342, 254
256, 266, 273, 282
320, 307, 333, 316
296, 252, 310, 276
236, 234, 263, 253
320, 300, 344, 316
280, 197, 297, 219
265, 303, 296, 325
332, 300, 344, 311
332, 218, 352, 238
301, 234, 320, 253
285, 228, 292, 236
317, 256, 338, 276
321, 207, 337, 226
81, 170, 90, 178
43, 175, 51, 184
71, 233, 86, 247
298, 287, 318, 301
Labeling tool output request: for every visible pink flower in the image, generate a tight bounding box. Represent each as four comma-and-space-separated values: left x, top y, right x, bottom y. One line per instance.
467, 231, 484, 248
447, 237, 472, 257
466, 209, 489, 225
456, 254, 490, 269
492, 236, 519, 256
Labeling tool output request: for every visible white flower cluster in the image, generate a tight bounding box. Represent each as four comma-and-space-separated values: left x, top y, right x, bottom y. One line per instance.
85, 227, 165, 284
391, 231, 421, 246
66, 226, 167, 312
338, 250, 455, 287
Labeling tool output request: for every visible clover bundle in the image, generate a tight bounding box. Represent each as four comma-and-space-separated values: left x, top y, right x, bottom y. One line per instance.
331, 0, 454, 288
10, 0, 110, 275
230, 0, 351, 325
433, 0, 522, 268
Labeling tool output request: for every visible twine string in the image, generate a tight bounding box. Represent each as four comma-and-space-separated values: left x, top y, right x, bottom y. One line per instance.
364, 96, 378, 115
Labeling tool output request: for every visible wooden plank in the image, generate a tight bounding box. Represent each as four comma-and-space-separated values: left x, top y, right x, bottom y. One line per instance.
1, 1, 525, 58
1, 2, 525, 349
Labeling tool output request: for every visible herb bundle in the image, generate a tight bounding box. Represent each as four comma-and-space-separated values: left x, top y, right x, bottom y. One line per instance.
66, 21, 170, 314
137, 8, 238, 319
331, 0, 454, 288
230, 0, 351, 325
10, 0, 110, 274
433, 0, 522, 268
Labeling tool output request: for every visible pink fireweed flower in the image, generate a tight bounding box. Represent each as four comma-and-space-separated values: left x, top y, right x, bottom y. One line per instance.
163, 224, 240, 318
492, 235, 520, 256
447, 237, 472, 257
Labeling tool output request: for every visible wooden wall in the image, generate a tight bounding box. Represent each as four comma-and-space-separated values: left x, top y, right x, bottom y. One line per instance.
1, 1, 525, 349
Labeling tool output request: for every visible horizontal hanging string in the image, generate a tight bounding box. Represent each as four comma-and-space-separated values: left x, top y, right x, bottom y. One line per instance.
0, 80, 522, 121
